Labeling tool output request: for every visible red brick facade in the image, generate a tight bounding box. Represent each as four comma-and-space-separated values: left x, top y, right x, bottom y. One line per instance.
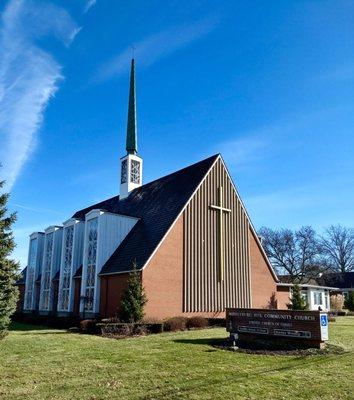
100, 216, 279, 319
249, 229, 278, 309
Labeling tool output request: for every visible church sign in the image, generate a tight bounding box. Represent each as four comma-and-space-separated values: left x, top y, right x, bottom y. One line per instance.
226, 308, 329, 347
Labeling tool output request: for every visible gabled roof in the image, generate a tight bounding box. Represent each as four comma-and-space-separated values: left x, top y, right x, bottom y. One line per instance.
72, 154, 219, 274
278, 273, 354, 290
318, 272, 354, 289
279, 275, 319, 285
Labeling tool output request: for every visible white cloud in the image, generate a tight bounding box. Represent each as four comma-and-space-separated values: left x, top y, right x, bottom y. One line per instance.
216, 137, 267, 169
213, 105, 350, 171
84, 0, 97, 14
95, 16, 219, 81
10, 203, 65, 215
0, 0, 79, 189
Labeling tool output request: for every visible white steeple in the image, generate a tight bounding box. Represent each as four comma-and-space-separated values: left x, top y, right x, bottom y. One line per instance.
120, 58, 143, 199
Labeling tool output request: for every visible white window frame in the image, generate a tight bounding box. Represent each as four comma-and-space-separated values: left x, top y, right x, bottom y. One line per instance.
24, 237, 38, 310
58, 224, 74, 312
81, 210, 101, 314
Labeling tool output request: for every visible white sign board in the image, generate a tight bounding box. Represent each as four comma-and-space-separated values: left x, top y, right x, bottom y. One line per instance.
320, 313, 329, 341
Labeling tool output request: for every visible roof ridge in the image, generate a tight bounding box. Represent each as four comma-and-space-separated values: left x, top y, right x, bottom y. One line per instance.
72, 154, 220, 216
138, 153, 220, 189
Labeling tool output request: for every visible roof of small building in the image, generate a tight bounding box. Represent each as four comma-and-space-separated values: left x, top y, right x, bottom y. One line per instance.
317, 272, 354, 289
279, 275, 319, 286
15, 267, 27, 285
72, 154, 219, 275
279, 272, 354, 290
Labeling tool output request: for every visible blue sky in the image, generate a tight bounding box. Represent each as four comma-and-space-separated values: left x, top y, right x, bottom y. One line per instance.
1, 0, 353, 268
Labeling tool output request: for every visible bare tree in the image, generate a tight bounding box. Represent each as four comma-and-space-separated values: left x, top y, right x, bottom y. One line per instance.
258, 226, 323, 281
320, 225, 354, 273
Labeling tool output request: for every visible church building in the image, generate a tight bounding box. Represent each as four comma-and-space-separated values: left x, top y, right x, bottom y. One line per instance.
22, 59, 279, 320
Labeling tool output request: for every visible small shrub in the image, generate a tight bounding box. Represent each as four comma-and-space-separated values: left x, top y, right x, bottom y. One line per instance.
164, 316, 187, 332
330, 294, 344, 311
134, 325, 148, 336
207, 318, 226, 327
146, 323, 164, 334
119, 323, 134, 336
119, 262, 147, 323
287, 284, 308, 310
267, 292, 278, 309
79, 319, 96, 334
336, 310, 347, 316
186, 316, 208, 329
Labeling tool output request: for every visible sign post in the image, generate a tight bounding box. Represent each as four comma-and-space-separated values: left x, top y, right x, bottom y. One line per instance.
226, 308, 329, 349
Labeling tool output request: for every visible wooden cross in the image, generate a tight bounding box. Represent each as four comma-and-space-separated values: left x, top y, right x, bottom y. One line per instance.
210, 186, 231, 281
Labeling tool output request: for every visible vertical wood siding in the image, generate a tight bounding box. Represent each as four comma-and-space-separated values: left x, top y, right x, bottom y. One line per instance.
183, 159, 251, 312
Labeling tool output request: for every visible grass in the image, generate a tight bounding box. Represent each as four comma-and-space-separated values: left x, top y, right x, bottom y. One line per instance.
0, 317, 353, 400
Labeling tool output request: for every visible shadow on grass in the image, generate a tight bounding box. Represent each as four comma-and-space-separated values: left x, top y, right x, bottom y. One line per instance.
144, 347, 351, 400
9, 322, 62, 332
173, 338, 222, 346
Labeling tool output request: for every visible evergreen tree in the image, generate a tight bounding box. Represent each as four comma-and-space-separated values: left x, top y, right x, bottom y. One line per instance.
119, 262, 147, 322
344, 290, 354, 311
287, 284, 308, 310
0, 178, 19, 339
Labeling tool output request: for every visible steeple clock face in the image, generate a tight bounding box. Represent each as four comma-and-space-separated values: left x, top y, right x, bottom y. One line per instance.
130, 160, 141, 184
121, 159, 127, 184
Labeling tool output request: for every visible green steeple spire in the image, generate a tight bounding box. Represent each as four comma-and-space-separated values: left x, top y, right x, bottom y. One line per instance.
126, 58, 137, 155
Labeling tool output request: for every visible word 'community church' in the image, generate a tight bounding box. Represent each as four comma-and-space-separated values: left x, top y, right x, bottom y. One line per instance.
22, 59, 280, 320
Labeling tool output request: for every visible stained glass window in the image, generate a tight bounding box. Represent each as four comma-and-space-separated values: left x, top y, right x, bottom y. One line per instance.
40, 232, 53, 310
59, 225, 74, 311
130, 160, 140, 184
24, 238, 38, 310
84, 218, 98, 311
121, 159, 127, 184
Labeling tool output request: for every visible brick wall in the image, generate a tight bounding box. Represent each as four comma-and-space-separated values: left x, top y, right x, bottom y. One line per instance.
142, 215, 184, 319
276, 286, 291, 309
99, 273, 130, 318
249, 229, 278, 309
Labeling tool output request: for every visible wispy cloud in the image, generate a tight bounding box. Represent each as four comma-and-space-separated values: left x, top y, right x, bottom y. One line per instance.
95, 16, 219, 82
244, 170, 354, 231
84, 0, 97, 14
0, 0, 79, 190
10, 203, 65, 215
213, 105, 350, 171
216, 137, 267, 169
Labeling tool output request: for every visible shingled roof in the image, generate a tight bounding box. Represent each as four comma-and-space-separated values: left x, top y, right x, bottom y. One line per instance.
72, 154, 219, 275
318, 272, 354, 289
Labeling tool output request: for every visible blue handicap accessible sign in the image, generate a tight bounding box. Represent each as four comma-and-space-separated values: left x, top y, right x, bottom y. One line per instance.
321, 314, 328, 326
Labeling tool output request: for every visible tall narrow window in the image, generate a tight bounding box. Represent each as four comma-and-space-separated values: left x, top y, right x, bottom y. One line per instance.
41, 233, 53, 310
85, 218, 98, 311
24, 238, 38, 309
130, 160, 140, 184
59, 226, 74, 311
121, 159, 127, 184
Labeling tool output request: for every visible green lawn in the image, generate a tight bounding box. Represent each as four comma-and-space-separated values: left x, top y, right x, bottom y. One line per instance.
0, 318, 353, 400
